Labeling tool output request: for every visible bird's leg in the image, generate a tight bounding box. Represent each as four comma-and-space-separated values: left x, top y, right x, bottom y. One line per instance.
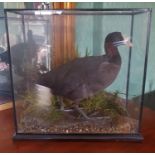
73, 104, 112, 123
57, 96, 64, 111
73, 104, 91, 120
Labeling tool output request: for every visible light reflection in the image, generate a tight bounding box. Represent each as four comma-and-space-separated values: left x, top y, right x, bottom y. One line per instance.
35, 84, 52, 107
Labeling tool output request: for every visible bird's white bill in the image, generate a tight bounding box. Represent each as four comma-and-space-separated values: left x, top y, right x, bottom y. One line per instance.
123, 36, 133, 47
113, 36, 133, 47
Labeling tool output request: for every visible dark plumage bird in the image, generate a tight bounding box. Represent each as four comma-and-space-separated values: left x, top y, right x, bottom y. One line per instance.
38, 32, 132, 119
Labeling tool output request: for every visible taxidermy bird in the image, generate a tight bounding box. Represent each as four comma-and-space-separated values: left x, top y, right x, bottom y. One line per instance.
37, 32, 132, 120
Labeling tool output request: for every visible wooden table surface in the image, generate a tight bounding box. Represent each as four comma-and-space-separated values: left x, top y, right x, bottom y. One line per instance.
0, 107, 155, 153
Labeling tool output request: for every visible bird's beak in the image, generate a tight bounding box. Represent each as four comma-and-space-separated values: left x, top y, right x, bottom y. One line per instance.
113, 36, 133, 47
123, 36, 133, 47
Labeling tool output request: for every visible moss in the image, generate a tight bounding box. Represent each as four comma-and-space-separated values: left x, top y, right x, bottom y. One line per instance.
20, 90, 37, 106
85, 47, 91, 57
21, 89, 127, 123
44, 101, 64, 123
21, 92, 64, 123
80, 91, 127, 121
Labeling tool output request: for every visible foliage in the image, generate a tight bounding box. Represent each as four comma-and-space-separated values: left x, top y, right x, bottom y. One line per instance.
80, 91, 127, 121
85, 47, 91, 57
21, 88, 127, 123
21, 90, 36, 105
21, 92, 63, 123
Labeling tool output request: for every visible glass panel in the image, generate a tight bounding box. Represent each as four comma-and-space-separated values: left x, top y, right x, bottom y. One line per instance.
127, 12, 149, 131
6, 10, 150, 135
0, 14, 11, 104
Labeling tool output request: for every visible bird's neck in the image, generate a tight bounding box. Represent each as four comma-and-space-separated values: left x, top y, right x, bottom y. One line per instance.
104, 42, 121, 65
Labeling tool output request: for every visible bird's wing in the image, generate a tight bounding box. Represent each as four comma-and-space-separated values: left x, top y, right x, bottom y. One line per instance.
55, 68, 85, 96
53, 57, 103, 96
64, 59, 120, 95
51, 56, 120, 99
87, 61, 120, 91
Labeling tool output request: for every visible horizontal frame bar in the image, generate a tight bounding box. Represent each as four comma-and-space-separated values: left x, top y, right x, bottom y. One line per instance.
13, 133, 143, 141
1, 16, 49, 22
5, 8, 152, 16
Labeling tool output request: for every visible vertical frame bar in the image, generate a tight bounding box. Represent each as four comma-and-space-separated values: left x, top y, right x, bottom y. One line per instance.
126, 13, 134, 108
138, 9, 152, 133
22, 14, 26, 42
4, 10, 18, 133
46, 20, 51, 71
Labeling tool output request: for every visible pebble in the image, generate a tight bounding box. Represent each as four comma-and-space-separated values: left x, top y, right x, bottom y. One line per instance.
79, 129, 82, 133
18, 113, 138, 134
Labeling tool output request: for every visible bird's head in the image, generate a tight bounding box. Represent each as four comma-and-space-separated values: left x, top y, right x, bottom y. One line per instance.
105, 32, 132, 48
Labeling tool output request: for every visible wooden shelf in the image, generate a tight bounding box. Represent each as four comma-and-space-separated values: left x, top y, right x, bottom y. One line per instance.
0, 102, 12, 111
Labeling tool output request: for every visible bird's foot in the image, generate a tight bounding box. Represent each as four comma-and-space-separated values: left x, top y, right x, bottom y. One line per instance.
73, 105, 91, 120
60, 105, 64, 111
57, 96, 65, 111
73, 105, 110, 121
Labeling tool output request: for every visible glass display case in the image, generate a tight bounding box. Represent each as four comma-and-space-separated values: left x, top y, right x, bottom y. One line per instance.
0, 10, 11, 104
5, 9, 152, 140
